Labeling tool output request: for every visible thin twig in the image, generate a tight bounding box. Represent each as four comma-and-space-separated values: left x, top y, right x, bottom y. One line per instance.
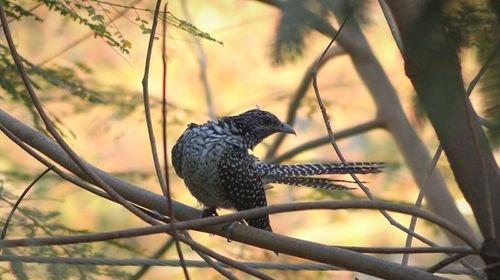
193, 251, 238, 280
2, 121, 173, 229
258, 0, 480, 257
141, 0, 169, 206
308, 7, 456, 253
402, 145, 442, 266
264, 46, 346, 160
466, 41, 500, 98
177, 234, 272, 280
38, 0, 143, 66
378, 0, 403, 54
427, 253, 471, 273
1, 166, 54, 240
0, 255, 476, 275
0, 196, 88, 278
130, 238, 176, 280
392, 20, 498, 276
161, 1, 171, 213
268, 119, 382, 163
0, 2, 159, 225
461, 40, 500, 239
0, 255, 478, 275
0, 109, 460, 279
0, 3, 43, 28
0, 123, 112, 200
336, 246, 474, 255
89, 0, 159, 13
159, 15, 237, 275
180, 0, 216, 120
0, 200, 480, 251
183, 232, 238, 280
141, 0, 189, 278
1, 8, 220, 278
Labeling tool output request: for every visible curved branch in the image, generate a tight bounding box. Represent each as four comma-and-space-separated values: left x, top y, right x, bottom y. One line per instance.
0, 199, 479, 252
0, 3, 158, 225
140, 1, 190, 278
383, 1, 500, 271
255, 0, 480, 255
0, 108, 445, 279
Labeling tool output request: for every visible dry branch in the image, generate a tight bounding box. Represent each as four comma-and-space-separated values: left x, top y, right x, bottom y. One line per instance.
383, 1, 500, 276
255, 0, 480, 252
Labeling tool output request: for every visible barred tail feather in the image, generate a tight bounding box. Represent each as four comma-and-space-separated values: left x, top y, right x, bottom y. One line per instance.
260, 162, 384, 176
267, 176, 354, 191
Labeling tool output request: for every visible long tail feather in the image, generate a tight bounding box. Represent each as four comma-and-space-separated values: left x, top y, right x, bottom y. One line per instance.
265, 176, 355, 191
259, 162, 384, 177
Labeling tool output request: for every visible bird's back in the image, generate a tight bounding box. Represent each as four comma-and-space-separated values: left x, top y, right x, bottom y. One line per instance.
172, 122, 245, 208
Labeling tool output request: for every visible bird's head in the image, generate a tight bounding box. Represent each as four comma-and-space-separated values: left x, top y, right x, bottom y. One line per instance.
221, 109, 296, 149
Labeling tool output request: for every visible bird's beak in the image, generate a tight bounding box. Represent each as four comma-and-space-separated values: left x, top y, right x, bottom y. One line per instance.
277, 122, 296, 135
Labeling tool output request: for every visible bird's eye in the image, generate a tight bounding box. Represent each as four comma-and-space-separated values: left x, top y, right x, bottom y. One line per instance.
261, 116, 273, 126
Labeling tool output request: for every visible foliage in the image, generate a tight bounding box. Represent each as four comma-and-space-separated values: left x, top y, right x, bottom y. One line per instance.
1, 0, 495, 278
479, 41, 500, 148
442, 0, 500, 148
442, 0, 497, 47
0, 43, 136, 134
0, 186, 137, 279
271, 0, 370, 64
0, 0, 221, 128
163, 10, 222, 45
85, 0, 222, 44
0, 0, 42, 22
273, 0, 318, 64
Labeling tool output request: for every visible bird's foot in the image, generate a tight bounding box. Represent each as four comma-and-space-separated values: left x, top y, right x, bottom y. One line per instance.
200, 207, 218, 218
222, 221, 243, 243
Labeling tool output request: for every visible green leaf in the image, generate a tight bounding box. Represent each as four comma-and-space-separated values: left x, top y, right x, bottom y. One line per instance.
122, 39, 132, 49
165, 11, 222, 45
92, 14, 104, 21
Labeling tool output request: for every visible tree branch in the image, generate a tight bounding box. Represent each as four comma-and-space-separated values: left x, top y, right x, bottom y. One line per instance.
383, 1, 500, 275
268, 119, 382, 164
0, 199, 479, 253
264, 45, 346, 160
254, 0, 480, 254
0, 108, 449, 278
140, 0, 189, 278
0, 3, 158, 226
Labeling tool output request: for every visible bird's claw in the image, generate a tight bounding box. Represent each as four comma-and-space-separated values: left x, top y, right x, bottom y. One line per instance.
222, 221, 241, 242
200, 207, 219, 218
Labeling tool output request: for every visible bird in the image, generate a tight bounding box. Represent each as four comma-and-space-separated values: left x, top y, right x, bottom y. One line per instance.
172, 109, 383, 232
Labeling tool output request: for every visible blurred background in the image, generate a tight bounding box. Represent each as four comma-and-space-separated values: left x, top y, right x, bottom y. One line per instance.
0, 0, 497, 279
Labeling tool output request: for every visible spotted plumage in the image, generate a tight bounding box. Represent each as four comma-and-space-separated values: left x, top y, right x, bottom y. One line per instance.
172, 109, 383, 232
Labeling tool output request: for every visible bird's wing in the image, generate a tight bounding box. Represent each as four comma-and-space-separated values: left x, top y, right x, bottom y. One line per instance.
218, 147, 272, 232
171, 132, 186, 177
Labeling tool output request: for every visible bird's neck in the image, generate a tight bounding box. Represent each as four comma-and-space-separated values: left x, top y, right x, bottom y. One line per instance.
211, 118, 260, 150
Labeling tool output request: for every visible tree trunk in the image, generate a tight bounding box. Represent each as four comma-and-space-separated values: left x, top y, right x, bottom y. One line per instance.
385, 1, 500, 278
